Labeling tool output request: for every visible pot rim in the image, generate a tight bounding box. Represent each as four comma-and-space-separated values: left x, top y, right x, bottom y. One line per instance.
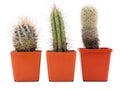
11, 50, 42, 53
46, 50, 76, 53
78, 47, 112, 53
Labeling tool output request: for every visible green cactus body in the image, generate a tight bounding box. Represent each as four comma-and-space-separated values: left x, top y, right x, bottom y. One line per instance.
13, 18, 37, 52
81, 6, 99, 49
51, 6, 67, 52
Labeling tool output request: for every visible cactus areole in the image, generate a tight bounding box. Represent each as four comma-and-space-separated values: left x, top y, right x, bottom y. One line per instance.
50, 5, 67, 52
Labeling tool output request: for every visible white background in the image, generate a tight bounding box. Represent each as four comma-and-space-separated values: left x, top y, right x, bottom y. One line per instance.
0, 0, 119, 90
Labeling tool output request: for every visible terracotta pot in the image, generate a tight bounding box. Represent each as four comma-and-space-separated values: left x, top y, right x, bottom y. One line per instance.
46, 51, 76, 82
11, 50, 41, 82
79, 48, 112, 81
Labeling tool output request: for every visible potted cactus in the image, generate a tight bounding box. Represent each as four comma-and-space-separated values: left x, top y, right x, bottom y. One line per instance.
78, 6, 112, 81
11, 17, 41, 82
46, 5, 76, 82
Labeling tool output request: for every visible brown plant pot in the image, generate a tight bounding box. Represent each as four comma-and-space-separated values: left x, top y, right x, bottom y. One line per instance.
46, 51, 76, 82
11, 50, 41, 82
79, 48, 112, 81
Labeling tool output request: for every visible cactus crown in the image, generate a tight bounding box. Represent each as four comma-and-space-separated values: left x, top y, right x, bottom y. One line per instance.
81, 6, 97, 27
13, 17, 37, 52
50, 5, 67, 52
81, 6, 99, 49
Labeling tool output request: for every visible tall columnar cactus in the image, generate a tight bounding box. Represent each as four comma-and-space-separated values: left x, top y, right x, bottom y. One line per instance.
50, 5, 67, 52
81, 6, 99, 49
13, 17, 37, 52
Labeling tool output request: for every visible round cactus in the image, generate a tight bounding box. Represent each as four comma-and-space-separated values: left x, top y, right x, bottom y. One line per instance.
81, 6, 99, 49
50, 5, 67, 52
13, 17, 37, 52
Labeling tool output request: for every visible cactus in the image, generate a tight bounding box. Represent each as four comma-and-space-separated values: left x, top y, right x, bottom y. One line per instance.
50, 5, 67, 52
13, 17, 37, 52
81, 6, 99, 49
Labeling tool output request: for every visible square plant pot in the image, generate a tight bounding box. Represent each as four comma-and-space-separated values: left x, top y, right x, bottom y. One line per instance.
11, 50, 41, 82
46, 51, 76, 82
79, 48, 112, 81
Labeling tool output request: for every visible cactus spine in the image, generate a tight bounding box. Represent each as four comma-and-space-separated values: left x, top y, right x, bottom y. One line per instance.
81, 6, 99, 49
13, 17, 37, 52
51, 5, 67, 52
